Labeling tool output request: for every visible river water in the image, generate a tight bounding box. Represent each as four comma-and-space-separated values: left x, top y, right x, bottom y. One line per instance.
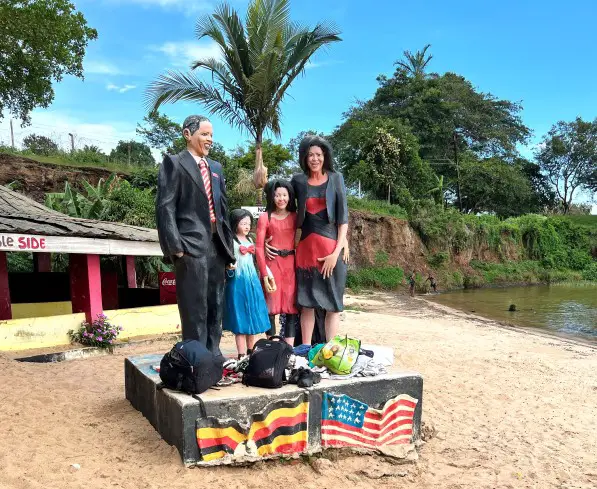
427, 284, 597, 342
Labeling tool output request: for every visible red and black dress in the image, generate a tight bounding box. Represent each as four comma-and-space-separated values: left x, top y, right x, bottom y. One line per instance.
295, 180, 346, 312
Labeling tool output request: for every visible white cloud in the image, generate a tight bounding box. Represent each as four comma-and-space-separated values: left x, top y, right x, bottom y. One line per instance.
106, 83, 137, 93
0, 111, 138, 156
154, 41, 221, 67
305, 59, 343, 70
85, 60, 123, 75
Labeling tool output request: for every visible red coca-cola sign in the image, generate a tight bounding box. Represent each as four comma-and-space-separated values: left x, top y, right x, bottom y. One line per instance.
159, 272, 177, 305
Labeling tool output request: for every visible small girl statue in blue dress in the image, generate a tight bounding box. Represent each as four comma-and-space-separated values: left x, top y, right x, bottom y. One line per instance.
223, 209, 271, 358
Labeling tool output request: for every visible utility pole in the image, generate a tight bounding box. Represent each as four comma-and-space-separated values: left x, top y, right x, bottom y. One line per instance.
68, 133, 75, 152
358, 180, 362, 199
453, 132, 463, 212
127, 143, 131, 165
9, 119, 14, 149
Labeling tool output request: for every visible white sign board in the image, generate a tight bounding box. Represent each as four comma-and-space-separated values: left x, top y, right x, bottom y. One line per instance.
241, 206, 266, 219
0, 233, 163, 256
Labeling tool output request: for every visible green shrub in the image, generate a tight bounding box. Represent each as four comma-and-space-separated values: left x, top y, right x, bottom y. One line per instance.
428, 251, 449, 268
582, 262, 597, 281
451, 271, 464, 288
463, 273, 483, 289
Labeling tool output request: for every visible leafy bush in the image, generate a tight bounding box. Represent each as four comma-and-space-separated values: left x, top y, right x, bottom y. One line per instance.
66, 146, 108, 165
102, 180, 156, 228
428, 251, 449, 268
451, 271, 464, 288
68, 314, 122, 348
463, 273, 483, 289
129, 166, 159, 190
582, 262, 597, 281
23, 134, 59, 156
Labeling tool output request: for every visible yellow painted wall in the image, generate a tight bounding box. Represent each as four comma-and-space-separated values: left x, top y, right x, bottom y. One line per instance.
0, 312, 84, 351
0, 305, 181, 352
104, 305, 180, 339
11, 302, 73, 319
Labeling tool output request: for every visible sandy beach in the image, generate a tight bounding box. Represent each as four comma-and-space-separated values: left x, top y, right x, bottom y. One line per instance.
1, 291, 596, 489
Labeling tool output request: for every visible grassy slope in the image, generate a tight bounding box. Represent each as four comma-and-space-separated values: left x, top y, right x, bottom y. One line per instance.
0, 149, 132, 174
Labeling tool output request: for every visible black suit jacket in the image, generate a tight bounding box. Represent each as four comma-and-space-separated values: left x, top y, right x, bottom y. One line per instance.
291, 171, 349, 228
156, 150, 235, 263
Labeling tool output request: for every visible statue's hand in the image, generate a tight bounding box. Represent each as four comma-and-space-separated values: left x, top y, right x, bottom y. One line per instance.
317, 253, 339, 279
264, 236, 278, 261
263, 276, 277, 293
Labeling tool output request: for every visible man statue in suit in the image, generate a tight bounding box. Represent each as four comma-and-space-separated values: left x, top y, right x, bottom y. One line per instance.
156, 115, 235, 356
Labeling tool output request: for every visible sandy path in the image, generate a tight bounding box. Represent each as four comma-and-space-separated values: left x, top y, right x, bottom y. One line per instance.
1, 292, 596, 489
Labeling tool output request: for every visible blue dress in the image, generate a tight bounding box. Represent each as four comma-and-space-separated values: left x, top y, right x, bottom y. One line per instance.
223, 239, 271, 335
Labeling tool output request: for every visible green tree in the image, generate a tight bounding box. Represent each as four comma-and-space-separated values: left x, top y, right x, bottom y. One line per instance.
109, 140, 155, 167
355, 47, 530, 162
136, 111, 186, 155
535, 117, 597, 214
459, 155, 536, 217
332, 114, 435, 207
23, 134, 59, 155
518, 159, 557, 212
0, 0, 97, 124
231, 139, 292, 178
145, 0, 341, 201
585, 169, 597, 193
363, 127, 402, 203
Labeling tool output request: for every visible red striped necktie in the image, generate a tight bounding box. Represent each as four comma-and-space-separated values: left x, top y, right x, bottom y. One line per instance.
198, 158, 216, 223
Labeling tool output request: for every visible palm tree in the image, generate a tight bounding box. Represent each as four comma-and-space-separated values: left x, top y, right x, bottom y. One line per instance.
396, 44, 433, 78
145, 0, 341, 202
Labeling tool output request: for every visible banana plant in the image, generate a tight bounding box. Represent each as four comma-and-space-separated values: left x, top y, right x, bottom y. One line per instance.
44, 175, 118, 219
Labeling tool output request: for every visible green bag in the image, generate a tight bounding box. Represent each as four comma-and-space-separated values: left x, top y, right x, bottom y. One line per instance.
312, 335, 361, 375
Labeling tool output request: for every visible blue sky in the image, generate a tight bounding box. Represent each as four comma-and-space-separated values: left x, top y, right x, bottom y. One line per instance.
1, 0, 596, 193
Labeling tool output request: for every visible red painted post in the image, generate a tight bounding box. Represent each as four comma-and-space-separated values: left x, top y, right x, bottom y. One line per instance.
69, 254, 103, 324
33, 252, 52, 273
125, 255, 137, 288
0, 251, 12, 320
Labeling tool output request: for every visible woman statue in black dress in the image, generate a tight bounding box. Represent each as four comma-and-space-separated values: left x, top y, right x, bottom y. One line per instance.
291, 136, 348, 347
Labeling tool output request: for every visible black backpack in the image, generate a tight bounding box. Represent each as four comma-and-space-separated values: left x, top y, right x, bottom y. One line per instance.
242, 336, 293, 388
159, 340, 223, 395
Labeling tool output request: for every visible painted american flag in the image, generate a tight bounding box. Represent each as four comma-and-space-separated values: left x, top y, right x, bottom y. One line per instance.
321, 392, 418, 448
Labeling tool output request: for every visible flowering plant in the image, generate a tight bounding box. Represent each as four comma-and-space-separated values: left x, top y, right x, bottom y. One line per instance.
68, 314, 123, 349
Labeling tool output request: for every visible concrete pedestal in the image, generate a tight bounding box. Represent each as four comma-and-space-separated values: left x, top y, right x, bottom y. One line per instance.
125, 353, 423, 466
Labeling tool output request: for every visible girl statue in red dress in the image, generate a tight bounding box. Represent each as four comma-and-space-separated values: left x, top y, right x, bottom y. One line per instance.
255, 180, 299, 345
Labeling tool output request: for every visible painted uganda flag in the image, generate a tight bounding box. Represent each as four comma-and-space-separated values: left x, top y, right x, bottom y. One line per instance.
321, 392, 417, 449
196, 393, 309, 462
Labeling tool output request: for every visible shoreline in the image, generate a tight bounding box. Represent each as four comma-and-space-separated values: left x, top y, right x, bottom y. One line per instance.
417, 295, 597, 351
347, 289, 597, 350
